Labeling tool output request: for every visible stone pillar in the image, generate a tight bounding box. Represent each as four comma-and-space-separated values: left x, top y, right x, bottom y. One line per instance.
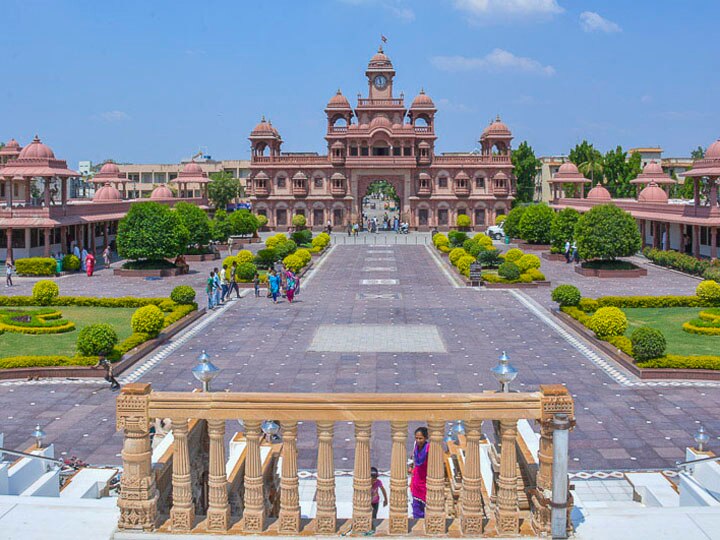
460, 419, 483, 535
25, 178, 31, 204
532, 416, 554, 535
278, 421, 300, 534
693, 225, 701, 258
243, 420, 265, 532
6, 228, 12, 262
104, 222, 109, 249
315, 421, 336, 534
90, 224, 97, 253
43, 178, 50, 207
43, 228, 51, 257
424, 420, 446, 535
170, 419, 195, 531
352, 421, 373, 533
116, 383, 157, 531
710, 178, 718, 208
61, 178, 67, 209
694, 179, 700, 208
495, 420, 519, 536
206, 419, 230, 532
5, 178, 12, 207
389, 421, 408, 535
711, 227, 717, 261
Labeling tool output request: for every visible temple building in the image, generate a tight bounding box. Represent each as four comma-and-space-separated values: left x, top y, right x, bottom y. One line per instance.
247, 47, 516, 231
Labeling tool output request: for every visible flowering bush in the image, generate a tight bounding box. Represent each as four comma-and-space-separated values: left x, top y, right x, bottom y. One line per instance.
696, 280, 720, 304
131, 305, 165, 337
503, 248, 524, 262
516, 254, 541, 273
449, 248, 468, 266
32, 280, 60, 305
588, 307, 627, 338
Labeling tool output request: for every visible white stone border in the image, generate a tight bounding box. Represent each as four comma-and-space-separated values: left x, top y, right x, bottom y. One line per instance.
424, 245, 463, 289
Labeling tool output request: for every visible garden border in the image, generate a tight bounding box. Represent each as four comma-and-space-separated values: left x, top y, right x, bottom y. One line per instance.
574, 265, 648, 278
113, 267, 184, 277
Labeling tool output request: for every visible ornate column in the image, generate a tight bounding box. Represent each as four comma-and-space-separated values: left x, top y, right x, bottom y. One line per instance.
25, 178, 31, 204
352, 421, 373, 533
6, 228, 12, 262
424, 420, 446, 535
170, 419, 194, 531
460, 419, 483, 535
43, 228, 51, 257
43, 178, 50, 207
711, 227, 718, 261
278, 421, 300, 534
495, 420, 519, 536
206, 419, 230, 532
389, 421, 408, 535
116, 383, 157, 531
243, 420, 265, 532
315, 421, 336, 534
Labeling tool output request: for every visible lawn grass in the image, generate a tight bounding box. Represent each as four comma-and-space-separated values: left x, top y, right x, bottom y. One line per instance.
0, 306, 137, 358
622, 307, 720, 356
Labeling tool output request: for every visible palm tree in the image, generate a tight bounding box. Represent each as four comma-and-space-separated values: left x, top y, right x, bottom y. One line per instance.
578, 160, 604, 185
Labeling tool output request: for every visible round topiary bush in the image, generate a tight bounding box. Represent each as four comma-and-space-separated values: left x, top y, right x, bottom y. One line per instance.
574, 204, 642, 261
131, 305, 165, 337
236, 262, 257, 281
433, 234, 449, 248
456, 214, 471, 229
516, 253, 541, 273
551, 284, 581, 307
62, 254, 81, 271
449, 248, 468, 266
32, 280, 60, 306
588, 306, 627, 338
265, 233, 288, 250
235, 250, 254, 264
283, 253, 305, 273
291, 214, 307, 229
256, 214, 268, 229
170, 285, 196, 305
498, 261, 521, 280
473, 233, 493, 248
76, 323, 118, 357
457, 255, 476, 277
295, 248, 311, 265
503, 248, 524, 262
696, 280, 720, 304
631, 327, 667, 361
518, 203, 555, 244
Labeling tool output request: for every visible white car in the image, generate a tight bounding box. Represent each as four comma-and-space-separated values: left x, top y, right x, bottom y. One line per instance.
486, 223, 505, 240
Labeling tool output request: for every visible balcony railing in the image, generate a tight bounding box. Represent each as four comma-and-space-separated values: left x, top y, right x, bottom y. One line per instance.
356, 98, 405, 107
454, 184, 470, 197
331, 182, 347, 197
292, 183, 308, 197
433, 155, 512, 165
116, 383, 574, 537
251, 155, 330, 165
329, 126, 348, 134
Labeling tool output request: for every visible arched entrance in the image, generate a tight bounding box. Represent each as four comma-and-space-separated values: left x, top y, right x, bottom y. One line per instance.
360, 179, 401, 231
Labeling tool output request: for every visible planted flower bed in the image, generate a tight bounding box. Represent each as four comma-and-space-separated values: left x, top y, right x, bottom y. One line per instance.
575, 259, 647, 278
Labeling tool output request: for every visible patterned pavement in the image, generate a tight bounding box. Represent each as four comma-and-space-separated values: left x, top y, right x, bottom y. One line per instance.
0, 242, 719, 473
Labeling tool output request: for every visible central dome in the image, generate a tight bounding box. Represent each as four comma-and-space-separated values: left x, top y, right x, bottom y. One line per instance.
327, 89, 351, 109
100, 161, 120, 174
18, 136, 55, 159
368, 46, 392, 69
482, 115, 511, 137
182, 161, 203, 174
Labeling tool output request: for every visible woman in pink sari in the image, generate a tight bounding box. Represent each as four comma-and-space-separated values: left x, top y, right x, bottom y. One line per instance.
285, 270, 298, 303
408, 426, 428, 518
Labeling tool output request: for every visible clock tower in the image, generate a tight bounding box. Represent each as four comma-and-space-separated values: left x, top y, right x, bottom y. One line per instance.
366, 45, 395, 100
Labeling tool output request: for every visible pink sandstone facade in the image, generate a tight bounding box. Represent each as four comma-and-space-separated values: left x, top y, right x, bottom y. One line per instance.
247, 47, 516, 231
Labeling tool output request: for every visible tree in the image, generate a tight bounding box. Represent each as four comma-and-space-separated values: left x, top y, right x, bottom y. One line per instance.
550, 208, 580, 251
207, 171, 241, 210
174, 201, 211, 247
117, 202, 189, 261
228, 209, 259, 236
602, 147, 642, 198
568, 140, 602, 197
517, 203, 555, 244
211, 209, 233, 242
511, 141, 541, 203
574, 204, 641, 261
502, 205, 526, 239
691, 146, 705, 159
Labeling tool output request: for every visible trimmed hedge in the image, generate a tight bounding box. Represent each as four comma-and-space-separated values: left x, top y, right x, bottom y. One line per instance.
76, 323, 119, 356
62, 254, 81, 271
170, 285, 196, 305
0, 356, 98, 370
552, 285, 581, 307
595, 295, 706, 308
15, 258, 57, 276
605, 335, 633, 356
637, 355, 720, 370
643, 247, 720, 280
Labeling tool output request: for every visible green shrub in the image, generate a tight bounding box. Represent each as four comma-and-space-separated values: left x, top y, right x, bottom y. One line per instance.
275, 239, 297, 259
265, 233, 288, 250
605, 335, 633, 356
498, 261, 520, 280
131, 305, 165, 337
595, 295, 705, 308
228, 209, 259, 236
32, 280, 60, 305
256, 214, 268, 229
575, 204, 641, 261
236, 262, 257, 281
518, 273, 533, 283
502, 206, 526, 238
643, 247, 711, 277
295, 248, 312, 265
477, 248, 502, 267
550, 208, 580, 252
76, 323, 119, 356
235, 250, 254, 264
637, 355, 720, 370
449, 248, 468, 266
291, 214, 307, 229
211, 209, 233, 242
170, 285, 196, 305
561, 306, 591, 325
448, 230, 468, 248
503, 248, 524, 262
174, 201, 212, 246
456, 214, 471, 229
439, 245, 451, 253
255, 248, 279, 267
432, 233, 449, 248
62, 254, 81, 271
495, 214, 507, 225
631, 327, 667, 361
472, 233, 493, 248
117, 201, 189, 261
291, 229, 313, 246
579, 298, 599, 312
457, 255, 476, 277
696, 280, 720, 304
116, 332, 151, 355
283, 253, 305, 273
516, 253, 541, 272
15, 258, 56, 276
462, 239, 483, 257
551, 285, 581, 307
588, 306, 627, 337
527, 268, 545, 281
517, 203, 555, 244
0, 356, 98, 370
162, 304, 196, 327
703, 267, 720, 283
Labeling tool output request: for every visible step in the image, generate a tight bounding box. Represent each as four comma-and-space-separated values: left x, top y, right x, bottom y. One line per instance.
7, 444, 56, 496
625, 472, 679, 507
20, 469, 60, 497
60, 468, 118, 499
678, 471, 720, 507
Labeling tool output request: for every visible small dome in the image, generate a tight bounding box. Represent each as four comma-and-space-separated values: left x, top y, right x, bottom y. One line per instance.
327, 89, 351, 109
482, 115, 512, 137
587, 184, 612, 201
5, 138, 20, 149
368, 46, 392, 68
455, 171, 470, 180
418, 140, 430, 148
330, 172, 346, 180
251, 116, 276, 137
494, 171, 509, 181
254, 171, 269, 180
411, 89, 435, 108
558, 162, 580, 175
99, 161, 120, 174
638, 181, 668, 203
18, 135, 55, 159
705, 140, 720, 159
93, 183, 122, 202
182, 161, 203, 174
369, 116, 392, 130
292, 171, 308, 180
150, 184, 174, 199
642, 161, 664, 175
418, 172, 431, 180
331, 141, 345, 149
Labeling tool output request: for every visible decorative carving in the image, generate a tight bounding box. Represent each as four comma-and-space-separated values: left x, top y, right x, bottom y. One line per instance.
278, 421, 301, 534
352, 421, 373, 533
316, 421, 336, 534
424, 420, 446, 535
243, 420, 265, 532
206, 419, 230, 532
539, 384, 575, 425
170, 419, 194, 532
389, 421, 408, 535
461, 420, 484, 535
495, 420, 519, 536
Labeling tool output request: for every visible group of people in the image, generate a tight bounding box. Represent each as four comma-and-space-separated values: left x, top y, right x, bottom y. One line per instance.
267, 265, 300, 304
563, 240, 580, 264
69, 243, 114, 276
206, 262, 243, 309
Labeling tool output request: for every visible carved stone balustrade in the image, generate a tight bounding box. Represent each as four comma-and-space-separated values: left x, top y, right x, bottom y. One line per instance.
116, 385, 574, 537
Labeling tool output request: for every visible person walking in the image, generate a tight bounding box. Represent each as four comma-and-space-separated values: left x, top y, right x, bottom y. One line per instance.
95, 356, 120, 391
229, 261, 240, 299
564, 240, 571, 264
81, 247, 88, 272
219, 264, 230, 302
85, 252, 96, 277
268, 269, 281, 304
253, 272, 261, 298
102, 245, 111, 269
5, 259, 14, 287
206, 271, 216, 310
409, 427, 429, 519
213, 267, 223, 306
571, 241, 580, 264
370, 467, 388, 520
285, 270, 297, 303
347, 222, 352, 236
327, 220, 333, 234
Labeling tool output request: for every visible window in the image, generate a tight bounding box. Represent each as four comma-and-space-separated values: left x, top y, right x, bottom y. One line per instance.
276, 208, 287, 226
295, 209, 305, 217
418, 208, 429, 226
333, 208, 344, 226
392, 147, 401, 156
257, 208, 267, 217
350, 146, 359, 156
475, 178, 485, 189
314, 177, 324, 189
457, 208, 467, 216
360, 147, 369, 156
474, 208, 486, 226
438, 208, 449, 225
438, 177, 448, 189
277, 177, 286, 188
372, 146, 390, 156
403, 147, 412, 156
313, 208, 324, 225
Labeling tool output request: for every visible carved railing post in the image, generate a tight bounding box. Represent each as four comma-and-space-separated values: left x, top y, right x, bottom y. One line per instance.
243, 420, 265, 532
352, 421, 373, 533
495, 419, 519, 536
389, 421, 408, 535
278, 421, 301, 534
316, 421, 337, 534
170, 419, 194, 531
424, 420, 446, 535
461, 419, 483, 535
206, 419, 230, 532
116, 383, 157, 531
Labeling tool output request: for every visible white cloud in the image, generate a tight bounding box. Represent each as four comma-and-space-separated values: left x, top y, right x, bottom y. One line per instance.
580, 11, 621, 33
94, 110, 130, 122
640, 95, 653, 104
437, 98, 477, 113
430, 49, 555, 76
339, 0, 414, 22
453, 0, 563, 22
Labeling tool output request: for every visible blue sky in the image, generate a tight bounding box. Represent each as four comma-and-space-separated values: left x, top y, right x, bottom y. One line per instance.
0, 0, 717, 166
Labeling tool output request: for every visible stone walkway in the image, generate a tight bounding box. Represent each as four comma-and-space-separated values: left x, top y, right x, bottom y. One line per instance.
0, 242, 718, 473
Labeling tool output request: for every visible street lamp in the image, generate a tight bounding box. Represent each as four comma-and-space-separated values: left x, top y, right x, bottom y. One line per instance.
695, 425, 710, 452
32, 424, 46, 449
262, 420, 281, 442
491, 350, 518, 393
192, 350, 219, 392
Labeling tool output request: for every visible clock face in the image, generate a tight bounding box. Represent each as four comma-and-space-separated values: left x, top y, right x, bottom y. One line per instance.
373, 75, 388, 89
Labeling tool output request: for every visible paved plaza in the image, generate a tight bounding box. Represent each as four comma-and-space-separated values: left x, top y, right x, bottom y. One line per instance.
1, 241, 719, 473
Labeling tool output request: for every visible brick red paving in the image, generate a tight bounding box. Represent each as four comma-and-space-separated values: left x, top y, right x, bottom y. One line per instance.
0, 244, 718, 472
